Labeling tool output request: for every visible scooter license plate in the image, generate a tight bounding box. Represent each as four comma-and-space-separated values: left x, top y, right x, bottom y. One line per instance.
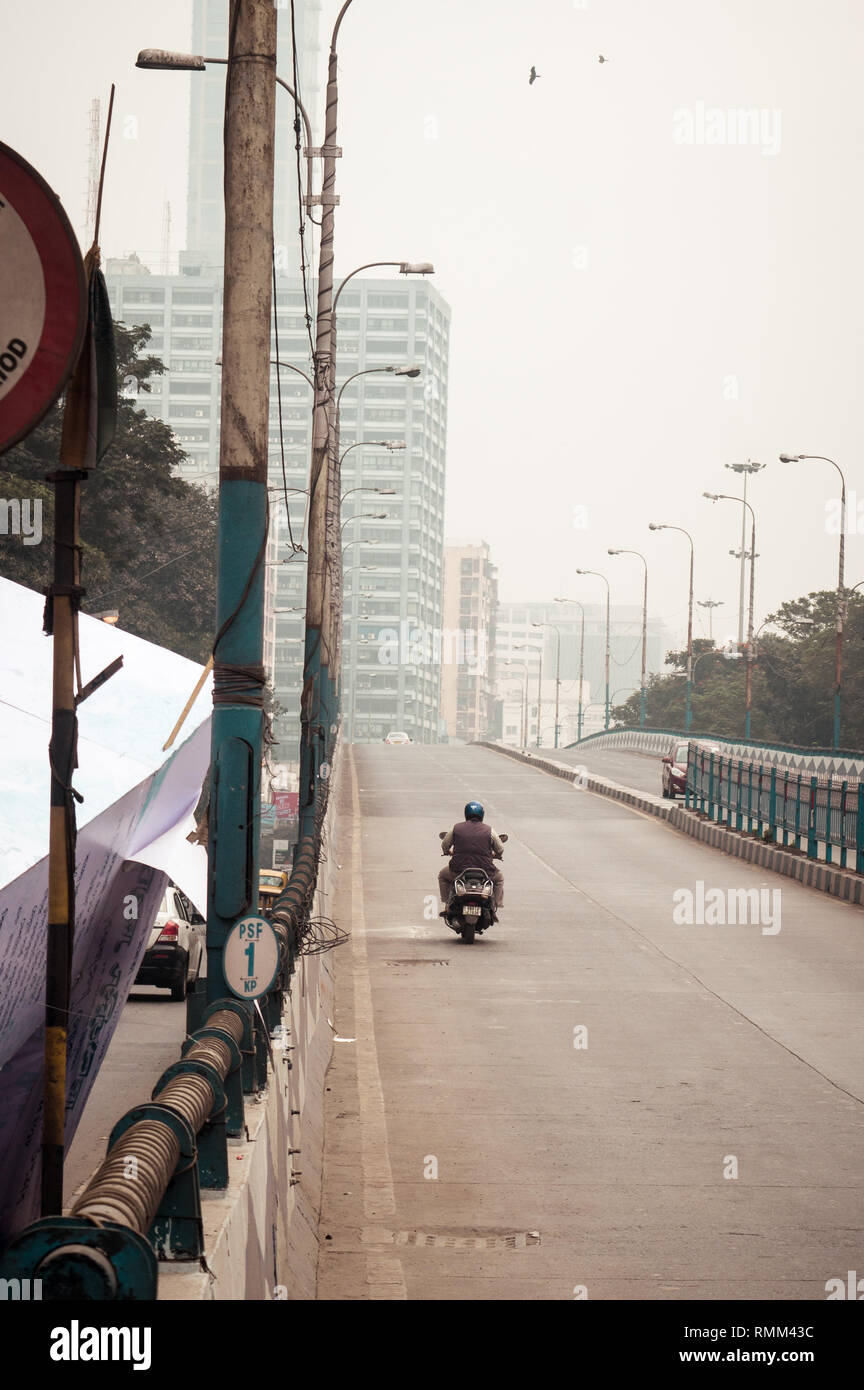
462, 905, 482, 917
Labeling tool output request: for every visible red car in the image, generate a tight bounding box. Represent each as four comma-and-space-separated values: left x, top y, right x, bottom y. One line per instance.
661, 739, 690, 798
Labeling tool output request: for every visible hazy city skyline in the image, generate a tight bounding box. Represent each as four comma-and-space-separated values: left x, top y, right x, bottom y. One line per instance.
3, 0, 863, 651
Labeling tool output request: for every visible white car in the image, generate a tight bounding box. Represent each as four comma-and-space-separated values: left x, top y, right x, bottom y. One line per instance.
383, 730, 412, 745
134, 884, 206, 1001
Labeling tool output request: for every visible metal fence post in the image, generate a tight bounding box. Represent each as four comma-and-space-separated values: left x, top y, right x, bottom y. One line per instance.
807, 776, 818, 860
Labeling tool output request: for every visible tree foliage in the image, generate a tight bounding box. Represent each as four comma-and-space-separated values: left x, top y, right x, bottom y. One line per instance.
0, 323, 217, 662
611, 592, 864, 751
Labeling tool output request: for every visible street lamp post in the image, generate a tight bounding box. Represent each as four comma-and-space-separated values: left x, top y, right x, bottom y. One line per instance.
780, 453, 847, 748
704, 492, 757, 738
532, 621, 562, 747
608, 549, 648, 728
340, 511, 388, 536
648, 524, 694, 732
503, 660, 530, 747
515, 643, 543, 747
554, 598, 586, 741
341, 485, 398, 503
576, 569, 611, 730
339, 439, 405, 468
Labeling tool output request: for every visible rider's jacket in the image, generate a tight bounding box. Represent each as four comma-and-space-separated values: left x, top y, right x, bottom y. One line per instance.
448, 820, 496, 876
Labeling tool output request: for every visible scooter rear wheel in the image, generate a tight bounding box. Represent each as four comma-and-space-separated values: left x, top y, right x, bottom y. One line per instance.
461, 920, 476, 944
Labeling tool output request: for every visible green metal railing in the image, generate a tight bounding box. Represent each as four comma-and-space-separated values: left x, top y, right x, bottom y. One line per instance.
686, 745, 864, 870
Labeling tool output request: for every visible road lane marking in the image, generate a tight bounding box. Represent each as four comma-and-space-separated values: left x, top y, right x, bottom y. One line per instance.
424, 745, 864, 1108
348, 746, 407, 1300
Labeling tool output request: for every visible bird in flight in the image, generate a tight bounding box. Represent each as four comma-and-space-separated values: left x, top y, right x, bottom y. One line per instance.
529, 65, 540, 85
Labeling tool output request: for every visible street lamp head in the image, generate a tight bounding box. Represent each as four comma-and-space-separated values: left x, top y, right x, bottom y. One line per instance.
703, 491, 719, 501
384, 440, 406, 450
648, 522, 663, 531
607, 548, 622, 555
136, 48, 206, 70
388, 365, 422, 377
374, 488, 397, 495
399, 262, 434, 275
779, 453, 802, 463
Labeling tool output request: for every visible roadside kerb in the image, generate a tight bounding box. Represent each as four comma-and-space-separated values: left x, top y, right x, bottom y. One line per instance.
476, 742, 864, 909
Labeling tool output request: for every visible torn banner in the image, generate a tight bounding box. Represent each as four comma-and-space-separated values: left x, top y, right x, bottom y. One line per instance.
0, 719, 210, 1241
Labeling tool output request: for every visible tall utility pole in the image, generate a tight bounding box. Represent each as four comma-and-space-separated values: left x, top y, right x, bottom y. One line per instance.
697, 598, 722, 642
608, 551, 648, 728
705, 492, 757, 737
300, 0, 354, 834
725, 461, 763, 646
532, 622, 561, 746
205, 0, 276, 1002
648, 525, 694, 731
779, 453, 846, 748
576, 569, 611, 730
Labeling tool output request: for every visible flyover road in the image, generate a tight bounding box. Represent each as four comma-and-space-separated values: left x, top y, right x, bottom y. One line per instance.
317, 742, 864, 1301
541, 742, 664, 797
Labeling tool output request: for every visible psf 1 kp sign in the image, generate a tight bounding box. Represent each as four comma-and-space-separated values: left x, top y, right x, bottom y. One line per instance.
223, 916, 280, 999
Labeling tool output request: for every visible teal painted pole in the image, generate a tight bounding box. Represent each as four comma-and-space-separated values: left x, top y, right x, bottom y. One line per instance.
205, 0, 277, 1003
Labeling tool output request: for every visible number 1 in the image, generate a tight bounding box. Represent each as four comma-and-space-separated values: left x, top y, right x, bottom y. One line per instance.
244, 941, 255, 976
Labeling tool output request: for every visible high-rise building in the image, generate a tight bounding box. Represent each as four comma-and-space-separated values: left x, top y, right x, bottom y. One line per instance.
439, 541, 497, 742
339, 278, 450, 745
104, 1, 451, 758
186, 0, 322, 271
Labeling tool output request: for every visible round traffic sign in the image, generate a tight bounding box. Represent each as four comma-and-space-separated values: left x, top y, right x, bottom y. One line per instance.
0, 143, 86, 455
223, 915, 281, 1000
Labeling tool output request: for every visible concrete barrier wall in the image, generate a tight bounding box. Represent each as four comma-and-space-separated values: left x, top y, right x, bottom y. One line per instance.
160, 745, 343, 1301
478, 742, 864, 909
564, 727, 864, 778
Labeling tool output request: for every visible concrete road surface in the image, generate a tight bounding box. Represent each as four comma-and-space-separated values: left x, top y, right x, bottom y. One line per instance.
543, 742, 665, 797
317, 743, 864, 1301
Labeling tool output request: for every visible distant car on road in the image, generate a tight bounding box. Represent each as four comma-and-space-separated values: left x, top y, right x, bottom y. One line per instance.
661, 739, 690, 798
384, 730, 412, 745
134, 884, 205, 1001
662, 739, 723, 797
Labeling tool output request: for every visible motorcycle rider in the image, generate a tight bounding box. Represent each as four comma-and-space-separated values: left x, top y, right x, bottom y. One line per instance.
439, 800, 505, 915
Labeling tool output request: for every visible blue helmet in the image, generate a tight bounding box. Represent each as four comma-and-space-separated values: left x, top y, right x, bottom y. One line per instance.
464, 801, 485, 822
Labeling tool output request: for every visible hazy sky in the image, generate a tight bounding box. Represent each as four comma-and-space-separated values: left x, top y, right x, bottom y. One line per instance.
4, 0, 864, 649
